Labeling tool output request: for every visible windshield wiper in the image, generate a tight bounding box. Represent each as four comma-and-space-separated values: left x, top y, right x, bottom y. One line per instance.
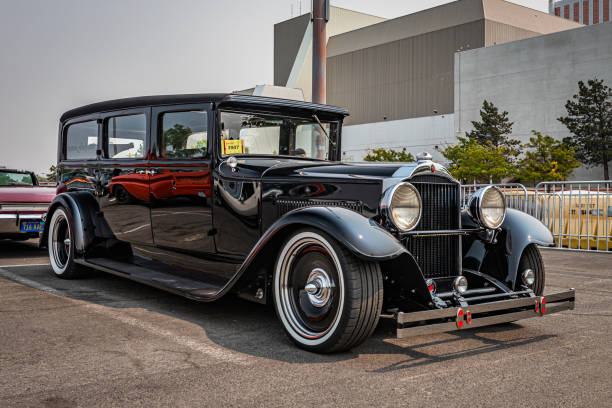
312, 114, 336, 148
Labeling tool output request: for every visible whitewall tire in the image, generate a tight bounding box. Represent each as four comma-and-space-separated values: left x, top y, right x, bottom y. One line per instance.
273, 229, 383, 353
48, 206, 83, 279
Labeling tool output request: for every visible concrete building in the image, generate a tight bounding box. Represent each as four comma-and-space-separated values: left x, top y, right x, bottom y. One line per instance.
552, 0, 611, 25
326, 0, 580, 127
274, 0, 610, 179
455, 21, 612, 180
274, 6, 386, 102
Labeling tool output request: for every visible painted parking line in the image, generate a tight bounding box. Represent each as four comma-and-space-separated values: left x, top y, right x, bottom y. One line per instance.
0, 263, 50, 268
0, 266, 250, 366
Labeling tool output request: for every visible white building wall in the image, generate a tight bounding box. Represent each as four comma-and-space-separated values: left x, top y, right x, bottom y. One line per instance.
341, 114, 454, 162
455, 22, 612, 180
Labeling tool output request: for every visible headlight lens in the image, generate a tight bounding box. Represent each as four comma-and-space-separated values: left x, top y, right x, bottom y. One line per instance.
386, 182, 422, 231
469, 186, 506, 228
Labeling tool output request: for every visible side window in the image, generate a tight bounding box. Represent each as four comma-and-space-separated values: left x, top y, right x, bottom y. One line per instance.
105, 114, 146, 158
65, 120, 98, 160
161, 111, 208, 159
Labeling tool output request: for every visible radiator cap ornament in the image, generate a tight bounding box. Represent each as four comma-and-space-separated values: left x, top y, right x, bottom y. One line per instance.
416, 151, 433, 162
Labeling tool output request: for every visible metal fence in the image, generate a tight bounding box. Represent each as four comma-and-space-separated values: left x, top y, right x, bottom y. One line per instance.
461, 181, 612, 252
533, 181, 611, 252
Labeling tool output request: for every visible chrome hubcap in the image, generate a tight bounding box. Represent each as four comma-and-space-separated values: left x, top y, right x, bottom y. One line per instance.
304, 268, 332, 308
522, 268, 535, 286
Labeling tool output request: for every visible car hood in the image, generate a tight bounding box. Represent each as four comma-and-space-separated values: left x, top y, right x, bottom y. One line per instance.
0, 186, 56, 203
259, 159, 451, 182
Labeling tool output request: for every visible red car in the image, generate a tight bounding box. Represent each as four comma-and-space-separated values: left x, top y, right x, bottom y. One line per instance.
0, 169, 55, 240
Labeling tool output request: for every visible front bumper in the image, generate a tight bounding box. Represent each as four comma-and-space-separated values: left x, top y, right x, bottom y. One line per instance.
0, 213, 46, 235
395, 289, 575, 338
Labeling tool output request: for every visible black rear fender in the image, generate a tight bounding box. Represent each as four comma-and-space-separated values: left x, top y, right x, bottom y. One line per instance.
40, 192, 103, 255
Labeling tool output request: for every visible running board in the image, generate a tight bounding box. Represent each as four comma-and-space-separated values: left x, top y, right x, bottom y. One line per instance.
395, 289, 575, 338
76, 257, 223, 301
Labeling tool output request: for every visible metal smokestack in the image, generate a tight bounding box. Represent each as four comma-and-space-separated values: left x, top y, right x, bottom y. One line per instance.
312, 0, 329, 104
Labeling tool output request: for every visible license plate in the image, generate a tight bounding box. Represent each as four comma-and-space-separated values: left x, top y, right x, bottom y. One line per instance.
20, 221, 44, 233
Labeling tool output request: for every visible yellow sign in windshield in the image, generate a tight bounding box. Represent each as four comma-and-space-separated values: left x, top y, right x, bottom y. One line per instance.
222, 139, 244, 155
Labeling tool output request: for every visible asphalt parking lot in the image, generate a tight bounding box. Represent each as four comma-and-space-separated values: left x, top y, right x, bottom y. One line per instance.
1, 240, 611, 407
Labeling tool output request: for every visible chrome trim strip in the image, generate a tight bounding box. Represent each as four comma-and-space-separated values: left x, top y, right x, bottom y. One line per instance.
401, 228, 483, 237
0, 213, 46, 220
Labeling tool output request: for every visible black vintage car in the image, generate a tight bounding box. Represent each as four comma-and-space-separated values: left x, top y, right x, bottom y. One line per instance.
42, 94, 574, 352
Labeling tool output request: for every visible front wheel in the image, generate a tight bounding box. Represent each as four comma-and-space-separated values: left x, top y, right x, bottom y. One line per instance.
274, 229, 383, 353
518, 244, 545, 296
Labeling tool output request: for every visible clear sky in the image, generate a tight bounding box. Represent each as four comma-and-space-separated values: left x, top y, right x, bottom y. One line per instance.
0, 0, 550, 174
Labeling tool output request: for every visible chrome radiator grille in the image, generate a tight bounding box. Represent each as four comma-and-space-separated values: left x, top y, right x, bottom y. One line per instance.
405, 175, 461, 279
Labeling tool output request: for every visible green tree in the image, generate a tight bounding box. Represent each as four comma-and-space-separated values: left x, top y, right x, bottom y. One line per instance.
163, 124, 192, 156
558, 78, 612, 180
517, 131, 581, 184
45, 165, 57, 182
466, 100, 521, 159
363, 148, 414, 162
437, 137, 516, 183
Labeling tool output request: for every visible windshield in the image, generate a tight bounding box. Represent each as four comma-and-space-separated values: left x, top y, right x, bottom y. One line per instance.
219, 111, 338, 160
0, 172, 35, 186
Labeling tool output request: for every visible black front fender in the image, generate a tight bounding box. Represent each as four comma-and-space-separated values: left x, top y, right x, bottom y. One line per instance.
222, 206, 412, 300
267, 206, 407, 261
503, 208, 554, 287
463, 208, 554, 289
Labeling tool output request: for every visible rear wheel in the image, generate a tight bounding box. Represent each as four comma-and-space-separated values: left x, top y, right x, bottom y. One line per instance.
518, 244, 545, 296
47, 206, 85, 279
273, 229, 383, 353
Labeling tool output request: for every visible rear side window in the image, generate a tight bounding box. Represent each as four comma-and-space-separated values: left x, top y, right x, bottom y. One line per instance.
105, 114, 146, 158
65, 120, 98, 160
161, 111, 208, 159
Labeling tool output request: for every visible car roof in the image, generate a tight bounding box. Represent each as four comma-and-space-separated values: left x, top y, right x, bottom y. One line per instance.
60, 93, 349, 122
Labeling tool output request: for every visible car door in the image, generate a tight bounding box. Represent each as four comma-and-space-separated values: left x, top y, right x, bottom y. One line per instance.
212, 111, 267, 258
97, 108, 153, 245
149, 104, 214, 254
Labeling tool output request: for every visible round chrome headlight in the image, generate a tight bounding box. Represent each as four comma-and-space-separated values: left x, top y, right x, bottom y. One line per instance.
382, 182, 422, 231
453, 276, 468, 294
468, 186, 506, 229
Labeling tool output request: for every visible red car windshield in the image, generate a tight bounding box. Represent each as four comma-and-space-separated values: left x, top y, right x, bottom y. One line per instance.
0, 172, 35, 186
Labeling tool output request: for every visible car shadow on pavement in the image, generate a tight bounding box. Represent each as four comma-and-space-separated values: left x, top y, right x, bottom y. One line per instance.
364, 320, 555, 372
0, 253, 555, 368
